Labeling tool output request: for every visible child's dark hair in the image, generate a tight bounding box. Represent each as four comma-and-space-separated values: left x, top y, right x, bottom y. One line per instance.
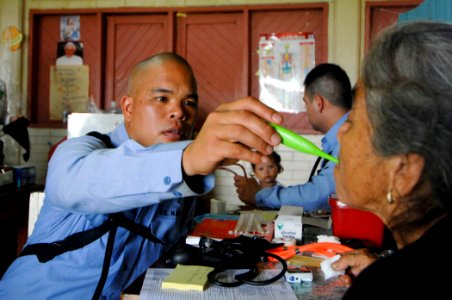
251, 151, 283, 173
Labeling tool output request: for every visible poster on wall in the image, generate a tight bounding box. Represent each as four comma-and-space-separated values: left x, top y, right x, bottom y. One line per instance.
60, 15, 81, 41
56, 41, 84, 66
258, 32, 315, 113
49, 65, 89, 121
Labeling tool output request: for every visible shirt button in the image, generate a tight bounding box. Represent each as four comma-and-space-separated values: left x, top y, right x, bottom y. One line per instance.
164, 176, 171, 185
173, 191, 182, 197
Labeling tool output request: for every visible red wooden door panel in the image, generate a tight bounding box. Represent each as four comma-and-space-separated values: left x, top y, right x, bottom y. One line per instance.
365, 1, 423, 51
28, 5, 328, 130
105, 14, 170, 109
32, 15, 60, 124
176, 12, 244, 131
249, 5, 328, 134
28, 13, 101, 125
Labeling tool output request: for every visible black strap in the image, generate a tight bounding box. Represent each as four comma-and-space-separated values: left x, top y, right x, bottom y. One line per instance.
20, 132, 164, 298
308, 156, 322, 181
207, 248, 287, 287
92, 225, 117, 300
86, 131, 114, 148
20, 212, 163, 298
19, 213, 163, 260
320, 155, 330, 169
20, 219, 112, 263
111, 213, 163, 244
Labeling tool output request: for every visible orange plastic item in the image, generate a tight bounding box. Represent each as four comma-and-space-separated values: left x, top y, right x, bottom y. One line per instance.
266, 242, 353, 261
190, 218, 238, 240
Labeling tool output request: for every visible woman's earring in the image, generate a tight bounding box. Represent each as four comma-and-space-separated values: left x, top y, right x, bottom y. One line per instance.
387, 190, 395, 204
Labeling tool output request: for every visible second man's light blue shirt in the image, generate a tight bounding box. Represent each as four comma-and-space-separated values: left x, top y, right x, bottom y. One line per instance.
255, 113, 348, 212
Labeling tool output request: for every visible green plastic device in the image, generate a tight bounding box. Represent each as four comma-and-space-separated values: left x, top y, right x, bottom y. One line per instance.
270, 123, 339, 164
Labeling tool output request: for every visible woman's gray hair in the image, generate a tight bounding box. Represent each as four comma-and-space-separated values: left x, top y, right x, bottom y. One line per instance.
362, 21, 452, 233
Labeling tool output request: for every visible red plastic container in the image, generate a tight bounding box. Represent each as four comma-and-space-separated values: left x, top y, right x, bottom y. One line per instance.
329, 194, 384, 248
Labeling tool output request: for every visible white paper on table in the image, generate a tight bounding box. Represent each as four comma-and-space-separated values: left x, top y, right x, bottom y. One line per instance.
140, 268, 297, 300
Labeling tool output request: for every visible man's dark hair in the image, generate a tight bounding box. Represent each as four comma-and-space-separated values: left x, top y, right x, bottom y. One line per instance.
304, 63, 352, 110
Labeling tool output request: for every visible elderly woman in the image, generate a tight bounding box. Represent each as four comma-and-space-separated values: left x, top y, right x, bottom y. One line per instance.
332, 21, 452, 298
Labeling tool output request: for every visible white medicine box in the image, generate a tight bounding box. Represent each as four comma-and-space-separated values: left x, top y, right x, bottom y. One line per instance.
274, 215, 303, 241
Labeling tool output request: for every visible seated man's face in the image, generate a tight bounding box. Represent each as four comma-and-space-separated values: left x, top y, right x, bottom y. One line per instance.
123, 60, 198, 147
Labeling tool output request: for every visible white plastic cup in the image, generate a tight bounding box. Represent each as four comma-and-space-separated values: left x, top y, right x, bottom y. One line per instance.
210, 198, 226, 215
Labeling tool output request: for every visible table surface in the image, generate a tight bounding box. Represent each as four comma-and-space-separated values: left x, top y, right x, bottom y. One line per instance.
123, 223, 348, 299
261, 262, 347, 300
287, 225, 348, 299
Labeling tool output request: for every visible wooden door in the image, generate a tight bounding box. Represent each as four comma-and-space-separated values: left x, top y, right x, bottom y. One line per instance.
249, 5, 328, 134
105, 14, 171, 110
28, 5, 328, 130
28, 13, 101, 125
176, 12, 244, 130
365, 1, 423, 51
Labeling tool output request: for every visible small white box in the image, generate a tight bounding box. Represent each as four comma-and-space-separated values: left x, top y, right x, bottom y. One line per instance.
285, 266, 313, 283
278, 205, 304, 216
274, 215, 303, 241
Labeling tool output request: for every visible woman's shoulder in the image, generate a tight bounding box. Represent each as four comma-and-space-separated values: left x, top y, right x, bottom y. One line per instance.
344, 216, 451, 299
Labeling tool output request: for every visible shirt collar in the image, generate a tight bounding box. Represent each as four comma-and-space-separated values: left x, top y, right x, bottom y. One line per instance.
321, 112, 349, 153
108, 121, 129, 147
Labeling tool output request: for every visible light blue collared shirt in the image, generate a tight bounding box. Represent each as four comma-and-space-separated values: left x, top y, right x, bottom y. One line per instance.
0, 122, 214, 299
255, 113, 348, 212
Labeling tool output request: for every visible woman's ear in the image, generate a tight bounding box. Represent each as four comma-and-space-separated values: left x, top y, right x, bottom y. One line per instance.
389, 153, 424, 197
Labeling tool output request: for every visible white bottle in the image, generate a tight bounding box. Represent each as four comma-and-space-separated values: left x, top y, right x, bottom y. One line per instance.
110, 100, 118, 114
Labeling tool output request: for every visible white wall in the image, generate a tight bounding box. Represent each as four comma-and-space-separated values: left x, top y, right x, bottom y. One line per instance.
0, 0, 25, 167
25, 128, 67, 184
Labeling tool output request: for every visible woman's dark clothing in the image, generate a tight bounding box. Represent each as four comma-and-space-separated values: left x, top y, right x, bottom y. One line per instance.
343, 215, 451, 299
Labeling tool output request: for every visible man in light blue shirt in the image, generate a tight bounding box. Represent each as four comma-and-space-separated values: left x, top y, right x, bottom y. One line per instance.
0, 53, 284, 299
234, 63, 352, 211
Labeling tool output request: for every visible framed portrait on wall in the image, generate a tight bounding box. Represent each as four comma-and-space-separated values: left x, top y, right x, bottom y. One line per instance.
60, 15, 80, 41
56, 41, 84, 66
258, 32, 315, 113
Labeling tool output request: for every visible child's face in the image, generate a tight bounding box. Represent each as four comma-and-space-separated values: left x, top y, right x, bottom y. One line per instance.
253, 160, 279, 185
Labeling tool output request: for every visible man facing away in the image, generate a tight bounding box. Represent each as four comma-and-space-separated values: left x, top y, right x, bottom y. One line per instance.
0, 52, 283, 299
234, 63, 352, 212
